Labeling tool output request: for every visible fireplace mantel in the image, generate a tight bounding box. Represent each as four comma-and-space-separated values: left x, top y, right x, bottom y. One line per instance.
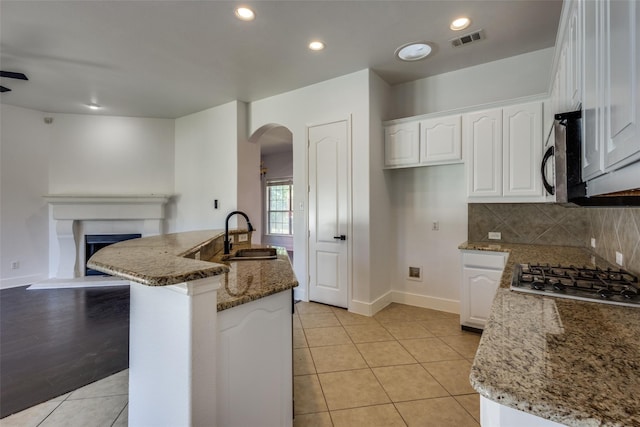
44, 194, 172, 220
44, 194, 173, 279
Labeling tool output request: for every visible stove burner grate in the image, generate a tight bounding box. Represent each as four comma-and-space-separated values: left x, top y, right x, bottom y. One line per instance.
511, 263, 639, 307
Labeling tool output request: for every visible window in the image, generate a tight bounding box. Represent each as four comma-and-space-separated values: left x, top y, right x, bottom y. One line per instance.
266, 179, 293, 235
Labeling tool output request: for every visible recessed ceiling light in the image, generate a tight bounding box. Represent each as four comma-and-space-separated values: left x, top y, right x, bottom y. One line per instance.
308, 41, 325, 51
450, 17, 471, 31
235, 6, 256, 21
86, 103, 101, 110
395, 42, 432, 61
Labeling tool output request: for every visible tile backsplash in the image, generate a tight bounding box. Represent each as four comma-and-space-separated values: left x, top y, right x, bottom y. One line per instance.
587, 207, 640, 275
468, 204, 640, 275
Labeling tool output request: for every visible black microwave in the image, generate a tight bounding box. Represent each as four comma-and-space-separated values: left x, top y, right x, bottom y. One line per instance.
542, 110, 586, 203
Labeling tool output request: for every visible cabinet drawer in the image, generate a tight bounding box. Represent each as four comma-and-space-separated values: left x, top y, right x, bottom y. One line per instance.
462, 251, 506, 269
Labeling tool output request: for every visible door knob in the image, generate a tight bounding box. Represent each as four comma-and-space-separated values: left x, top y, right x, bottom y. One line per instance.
333, 235, 347, 240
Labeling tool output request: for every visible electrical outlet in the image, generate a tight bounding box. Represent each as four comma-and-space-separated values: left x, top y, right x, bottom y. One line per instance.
590, 238, 596, 248
238, 233, 248, 242
11, 261, 19, 270
488, 232, 501, 240
432, 221, 440, 231
616, 251, 624, 266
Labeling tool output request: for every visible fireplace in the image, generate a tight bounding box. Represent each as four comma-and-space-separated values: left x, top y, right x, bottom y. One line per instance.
85, 234, 141, 276
44, 194, 172, 279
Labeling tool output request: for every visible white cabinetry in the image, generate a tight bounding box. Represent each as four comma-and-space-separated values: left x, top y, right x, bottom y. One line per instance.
466, 102, 543, 201
419, 115, 462, 165
460, 250, 507, 330
554, 0, 639, 191
384, 121, 419, 167
603, 0, 640, 171
384, 115, 462, 168
217, 290, 293, 427
464, 109, 502, 197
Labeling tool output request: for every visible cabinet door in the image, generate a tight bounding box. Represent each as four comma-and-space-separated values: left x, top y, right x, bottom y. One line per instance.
582, 0, 605, 180
461, 267, 502, 329
502, 102, 543, 197
465, 109, 502, 197
567, 1, 582, 110
419, 115, 462, 165
384, 122, 420, 167
603, 0, 640, 170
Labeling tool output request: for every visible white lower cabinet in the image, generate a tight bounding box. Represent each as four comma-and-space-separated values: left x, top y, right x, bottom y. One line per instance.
217, 289, 293, 427
460, 251, 506, 330
481, 396, 568, 427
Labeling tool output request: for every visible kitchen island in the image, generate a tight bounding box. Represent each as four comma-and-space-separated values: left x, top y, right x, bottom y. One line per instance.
460, 242, 640, 427
88, 229, 298, 427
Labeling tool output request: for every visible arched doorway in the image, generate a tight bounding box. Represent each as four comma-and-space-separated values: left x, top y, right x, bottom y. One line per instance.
248, 124, 294, 260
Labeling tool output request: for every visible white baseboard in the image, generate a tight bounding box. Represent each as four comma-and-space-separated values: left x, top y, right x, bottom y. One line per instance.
1, 273, 47, 290
348, 290, 459, 317
349, 291, 393, 317
391, 290, 459, 314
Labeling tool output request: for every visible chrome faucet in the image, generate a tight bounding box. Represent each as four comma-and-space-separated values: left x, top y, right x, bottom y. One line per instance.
224, 211, 254, 254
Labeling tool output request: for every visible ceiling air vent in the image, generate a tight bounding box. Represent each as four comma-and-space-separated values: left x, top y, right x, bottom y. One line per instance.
450, 29, 485, 47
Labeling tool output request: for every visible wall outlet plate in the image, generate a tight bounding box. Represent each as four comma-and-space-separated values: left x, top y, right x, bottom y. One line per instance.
591, 238, 596, 248
488, 231, 501, 240
616, 251, 624, 266
238, 233, 248, 242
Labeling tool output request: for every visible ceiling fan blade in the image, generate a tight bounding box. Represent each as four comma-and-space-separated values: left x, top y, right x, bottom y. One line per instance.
0, 71, 28, 80
0, 86, 12, 93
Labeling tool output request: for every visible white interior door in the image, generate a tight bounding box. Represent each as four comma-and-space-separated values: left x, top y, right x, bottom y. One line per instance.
308, 119, 350, 308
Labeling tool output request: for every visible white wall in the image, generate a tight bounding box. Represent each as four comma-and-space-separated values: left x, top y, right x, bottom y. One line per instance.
0, 105, 51, 288
387, 49, 553, 313
236, 102, 262, 244
250, 69, 375, 308
368, 71, 393, 306
48, 114, 174, 194
173, 101, 240, 232
391, 47, 554, 119
389, 165, 468, 312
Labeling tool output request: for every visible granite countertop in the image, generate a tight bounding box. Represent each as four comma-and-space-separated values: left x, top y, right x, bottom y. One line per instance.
460, 242, 640, 427
87, 229, 298, 312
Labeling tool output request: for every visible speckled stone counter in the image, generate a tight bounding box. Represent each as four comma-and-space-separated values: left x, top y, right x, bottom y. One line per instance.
87, 229, 298, 311
460, 242, 640, 427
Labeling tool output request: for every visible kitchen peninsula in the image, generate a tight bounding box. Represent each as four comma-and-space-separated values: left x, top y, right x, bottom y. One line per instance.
461, 243, 640, 427
88, 229, 298, 427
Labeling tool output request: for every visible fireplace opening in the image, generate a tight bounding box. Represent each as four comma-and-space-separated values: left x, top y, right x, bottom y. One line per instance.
85, 234, 141, 276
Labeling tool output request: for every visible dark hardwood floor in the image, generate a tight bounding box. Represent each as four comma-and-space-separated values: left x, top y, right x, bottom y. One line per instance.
0, 285, 130, 418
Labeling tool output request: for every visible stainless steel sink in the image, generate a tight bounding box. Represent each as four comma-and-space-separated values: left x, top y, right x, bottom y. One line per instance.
225, 247, 277, 261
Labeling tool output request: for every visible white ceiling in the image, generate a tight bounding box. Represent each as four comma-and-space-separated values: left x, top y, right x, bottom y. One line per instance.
0, 0, 562, 121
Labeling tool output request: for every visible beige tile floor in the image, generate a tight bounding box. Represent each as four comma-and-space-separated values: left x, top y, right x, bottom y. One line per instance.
293, 302, 481, 427
1, 302, 481, 427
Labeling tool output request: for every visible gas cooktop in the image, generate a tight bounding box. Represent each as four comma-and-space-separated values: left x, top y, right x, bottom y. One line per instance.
510, 263, 639, 307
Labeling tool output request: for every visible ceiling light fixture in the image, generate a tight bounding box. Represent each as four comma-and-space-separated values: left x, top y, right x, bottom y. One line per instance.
308, 41, 325, 51
235, 6, 256, 21
395, 42, 432, 62
450, 17, 471, 31
86, 103, 101, 110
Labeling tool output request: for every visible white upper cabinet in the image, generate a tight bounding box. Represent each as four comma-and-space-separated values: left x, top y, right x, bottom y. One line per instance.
384, 114, 462, 169
567, 2, 582, 111
465, 108, 503, 197
603, 0, 640, 170
384, 121, 419, 167
582, 0, 605, 180
466, 101, 544, 201
503, 103, 543, 197
419, 115, 462, 165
